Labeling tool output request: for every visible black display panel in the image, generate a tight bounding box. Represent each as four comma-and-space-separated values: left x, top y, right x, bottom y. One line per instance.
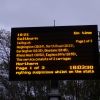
10, 25, 99, 80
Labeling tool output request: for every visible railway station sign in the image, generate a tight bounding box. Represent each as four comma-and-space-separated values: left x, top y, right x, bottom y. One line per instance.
10, 25, 99, 80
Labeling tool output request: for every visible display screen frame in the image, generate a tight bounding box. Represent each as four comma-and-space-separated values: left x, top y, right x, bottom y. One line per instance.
10, 25, 99, 80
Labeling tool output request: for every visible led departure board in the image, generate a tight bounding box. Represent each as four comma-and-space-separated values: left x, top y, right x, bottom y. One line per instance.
10, 25, 99, 80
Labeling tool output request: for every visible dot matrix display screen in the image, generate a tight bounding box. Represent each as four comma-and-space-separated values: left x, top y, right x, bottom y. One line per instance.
10, 25, 99, 80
